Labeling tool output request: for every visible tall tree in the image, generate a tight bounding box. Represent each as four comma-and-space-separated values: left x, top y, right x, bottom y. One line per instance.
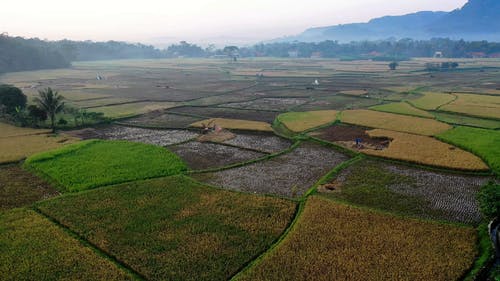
34, 88, 65, 132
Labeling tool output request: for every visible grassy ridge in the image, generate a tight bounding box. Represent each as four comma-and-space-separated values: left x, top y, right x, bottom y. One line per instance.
25, 140, 187, 192
239, 196, 478, 281
36, 175, 297, 281
0, 209, 133, 281
438, 127, 500, 175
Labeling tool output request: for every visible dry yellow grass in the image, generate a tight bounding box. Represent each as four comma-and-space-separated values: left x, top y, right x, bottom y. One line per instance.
277, 110, 338, 132
190, 118, 273, 132
0, 134, 78, 164
440, 93, 500, 119
341, 109, 451, 136
240, 196, 477, 281
408, 92, 456, 110
340, 90, 368, 96
361, 129, 489, 171
0, 122, 51, 138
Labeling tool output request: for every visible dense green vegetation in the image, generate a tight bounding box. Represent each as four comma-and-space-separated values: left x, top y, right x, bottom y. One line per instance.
25, 140, 187, 192
0, 84, 26, 113
438, 126, 500, 175
36, 175, 296, 281
0, 209, 133, 280
477, 182, 500, 220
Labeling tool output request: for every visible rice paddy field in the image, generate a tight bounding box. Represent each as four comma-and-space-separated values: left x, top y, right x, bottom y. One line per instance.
1, 58, 500, 280
238, 196, 478, 281
24, 140, 187, 191
340, 109, 452, 136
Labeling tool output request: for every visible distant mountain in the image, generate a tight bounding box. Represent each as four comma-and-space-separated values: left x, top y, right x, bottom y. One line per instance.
277, 0, 500, 43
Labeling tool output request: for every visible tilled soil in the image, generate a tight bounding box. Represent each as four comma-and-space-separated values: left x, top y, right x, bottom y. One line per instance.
67, 125, 198, 146
169, 141, 266, 170
222, 132, 292, 153
194, 142, 350, 197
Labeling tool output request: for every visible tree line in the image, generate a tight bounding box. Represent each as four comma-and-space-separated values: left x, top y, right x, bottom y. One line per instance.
2, 34, 500, 74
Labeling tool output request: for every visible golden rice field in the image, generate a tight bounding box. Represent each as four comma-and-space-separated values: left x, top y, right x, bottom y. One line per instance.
190, 118, 273, 132
0, 122, 78, 164
340, 109, 452, 136
370, 102, 434, 118
440, 93, 500, 119
277, 110, 338, 132
0, 134, 78, 164
239, 196, 477, 281
0, 209, 133, 280
407, 92, 456, 110
362, 129, 489, 171
0, 122, 51, 138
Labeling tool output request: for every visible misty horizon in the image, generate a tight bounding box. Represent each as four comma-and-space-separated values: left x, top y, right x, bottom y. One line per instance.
2, 0, 467, 47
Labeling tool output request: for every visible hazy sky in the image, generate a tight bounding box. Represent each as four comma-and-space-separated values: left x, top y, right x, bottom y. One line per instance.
1, 0, 468, 45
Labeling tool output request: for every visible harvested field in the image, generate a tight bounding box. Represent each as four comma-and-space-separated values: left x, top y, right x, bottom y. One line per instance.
222, 132, 292, 153
296, 95, 380, 111
190, 118, 273, 132
370, 102, 434, 118
194, 142, 349, 197
36, 175, 296, 281
310, 124, 390, 149
0, 133, 78, 164
434, 112, 500, 129
320, 160, 489, 224
168, 106, 280, 123
0, 209, 133, 281
120, 112, 204, 128
169, 141, 265, 170
408, 92, 456, 110
339, 89, 368, 96
90, 101, 178, 118
341, 109, 452, 136
25, 140, 187, 192
222, 98, 309, 111
361, 129, 489, 171
438, 126, 500, 175
0, 166, 59, 210
440, 93, 500, 119
240, 196, 478, 281
277, 110, 338, 132
67, 125, 198, 146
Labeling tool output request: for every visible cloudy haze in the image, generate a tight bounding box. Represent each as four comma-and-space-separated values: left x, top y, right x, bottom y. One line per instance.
1, 0, 468, 46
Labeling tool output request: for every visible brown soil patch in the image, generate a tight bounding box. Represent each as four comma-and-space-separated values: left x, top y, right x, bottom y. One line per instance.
197, 130, 236, 142
312, 124, 391, 150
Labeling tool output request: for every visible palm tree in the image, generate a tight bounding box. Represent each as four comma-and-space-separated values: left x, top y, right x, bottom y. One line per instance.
34, 87, 65, 132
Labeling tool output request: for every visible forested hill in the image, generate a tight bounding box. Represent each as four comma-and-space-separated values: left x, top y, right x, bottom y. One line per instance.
0, 34, 164, 73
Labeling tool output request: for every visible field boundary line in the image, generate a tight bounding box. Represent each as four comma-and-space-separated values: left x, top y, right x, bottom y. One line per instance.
32, 207, 148, 281
436, 92, 459, 110
229, 155, 364, 280
188, 141, 301, 174
229, 199, 305, 281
